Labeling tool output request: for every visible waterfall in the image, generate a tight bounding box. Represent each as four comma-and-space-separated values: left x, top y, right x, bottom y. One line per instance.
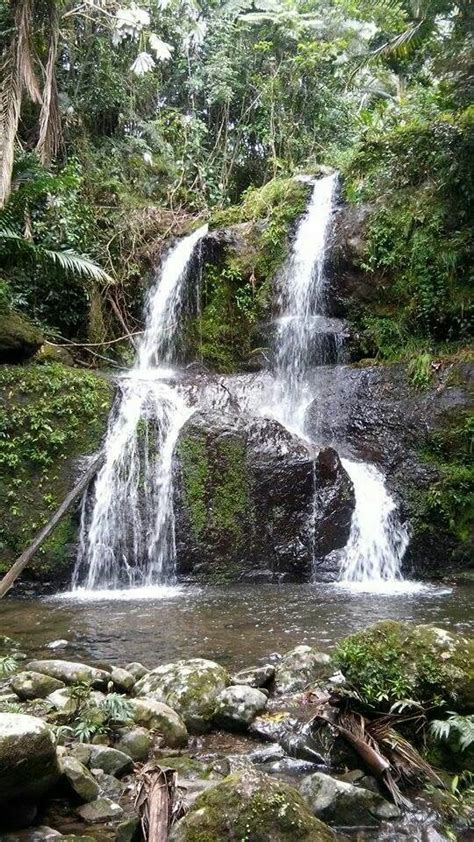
266, 174, 408, 584
73, 225, 208, 590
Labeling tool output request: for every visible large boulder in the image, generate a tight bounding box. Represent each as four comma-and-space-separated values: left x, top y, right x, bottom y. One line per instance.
213, 685, 268, 730
128, 698, 188, 747
174, 410, 318, 582
232, 665, 275, 688
335, 621, 474, 710
26, 660, 109, 688
10, 671, 65, 701
0, 713, 61, 803
134, 658, 230, 732
168, 769, 336, 841
0, 311, 44, 363
300, 772, 400, 826
274, 646, 332, 695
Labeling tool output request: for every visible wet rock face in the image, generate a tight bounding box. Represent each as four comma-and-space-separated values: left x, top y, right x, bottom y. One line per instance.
174, 409, 355, 583
305, 361, 473, 576
300, 771, 400, 826
313, 448, 354, 560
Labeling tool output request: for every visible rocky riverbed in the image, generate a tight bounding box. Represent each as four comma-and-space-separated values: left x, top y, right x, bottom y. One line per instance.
0, 620, 472, 841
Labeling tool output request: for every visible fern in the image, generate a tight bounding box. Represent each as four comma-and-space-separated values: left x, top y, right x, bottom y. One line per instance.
430, 713, 474, 752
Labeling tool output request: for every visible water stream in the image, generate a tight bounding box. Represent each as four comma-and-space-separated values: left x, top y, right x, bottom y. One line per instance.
73, 224, 207, 590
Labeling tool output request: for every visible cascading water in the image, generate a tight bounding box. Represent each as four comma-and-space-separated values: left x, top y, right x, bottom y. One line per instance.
73, 224, 208, 591
265, 173, 409, 585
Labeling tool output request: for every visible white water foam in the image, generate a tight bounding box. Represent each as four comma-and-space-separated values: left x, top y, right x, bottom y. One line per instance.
57, 585, 185, 602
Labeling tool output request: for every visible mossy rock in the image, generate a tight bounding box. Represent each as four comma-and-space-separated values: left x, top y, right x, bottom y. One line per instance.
0, 713, 61, 803
169, 769, 336, 841
134, 658, 230, 733
335, 620, 474, 710
0, 310, 44, 363
0, 363, 113, 580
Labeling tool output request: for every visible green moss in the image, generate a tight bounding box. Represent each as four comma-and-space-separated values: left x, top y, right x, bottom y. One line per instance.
410, 408, 474, 549
178, 436, 209, 539
171, 770, 335, 841
335, 620, 474, 710
0, 362, 113, 576
211, 439, 251, 543
190, 177, 310, 372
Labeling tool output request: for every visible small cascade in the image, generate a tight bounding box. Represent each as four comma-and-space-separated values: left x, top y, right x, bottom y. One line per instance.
340, 460, 409, 584
265, 173, 409, 585
73, 225, 208, 590
271, 173, 339, 430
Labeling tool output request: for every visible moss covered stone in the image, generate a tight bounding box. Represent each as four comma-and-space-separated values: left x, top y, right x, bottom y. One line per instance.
0, 310, 44, 363
134, 658, 230, 733
0, 362, 113, 579
169, 769, 336, 841
335, 620, 474, 710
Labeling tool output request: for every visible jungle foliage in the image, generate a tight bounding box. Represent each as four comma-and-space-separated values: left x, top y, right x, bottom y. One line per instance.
0, 0, 472, 358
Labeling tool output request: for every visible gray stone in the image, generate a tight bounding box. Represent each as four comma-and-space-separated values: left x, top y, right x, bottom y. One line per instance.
115, 726, 152, 761
27, 660, 109, 689
76, 797, 124, 823
300, 771, 401, 826
231, 665, 275, 688
273, 646, 332, 694
110, 667, 135, 693
87, 745, 133, 777
63, 755, 100, 802
10, 671, 65, 701
134, 658, 229, 733
129, 698, 188, 746
69, 743, 92, 766
92, 768, 124, 800
213, 685, 267, 730
125, 662, 149, 680
249, 711, 297, 742
115, 816, 141, 842
0, 713, 61, 803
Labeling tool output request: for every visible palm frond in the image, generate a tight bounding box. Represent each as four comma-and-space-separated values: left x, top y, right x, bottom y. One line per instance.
40, 248, 114, 284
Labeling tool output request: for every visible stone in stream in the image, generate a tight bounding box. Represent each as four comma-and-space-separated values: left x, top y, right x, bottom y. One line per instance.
115, 816, 141, 842
10, 671, 65, 701
115, 725, 152, 761
26, 659, 109, 689
249, 711, 298, 742
75, 744, 133, 777
76, 797, 124, 823
91, 768, 124, 800
213, 685, 268, 730
62, 756, 100, 802
110, 667, 135, 693
128, 698, 188, 746
300, 772, 401, 826
0, 713, 61, 803
125, 662, 149, 680
273, 645, 332, 694
168, 769, 336, 841
134, 658, 230, 733
231, 665, 275, 688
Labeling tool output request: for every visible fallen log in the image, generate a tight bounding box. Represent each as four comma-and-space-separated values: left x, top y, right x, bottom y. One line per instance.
0, 452, 104, 598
